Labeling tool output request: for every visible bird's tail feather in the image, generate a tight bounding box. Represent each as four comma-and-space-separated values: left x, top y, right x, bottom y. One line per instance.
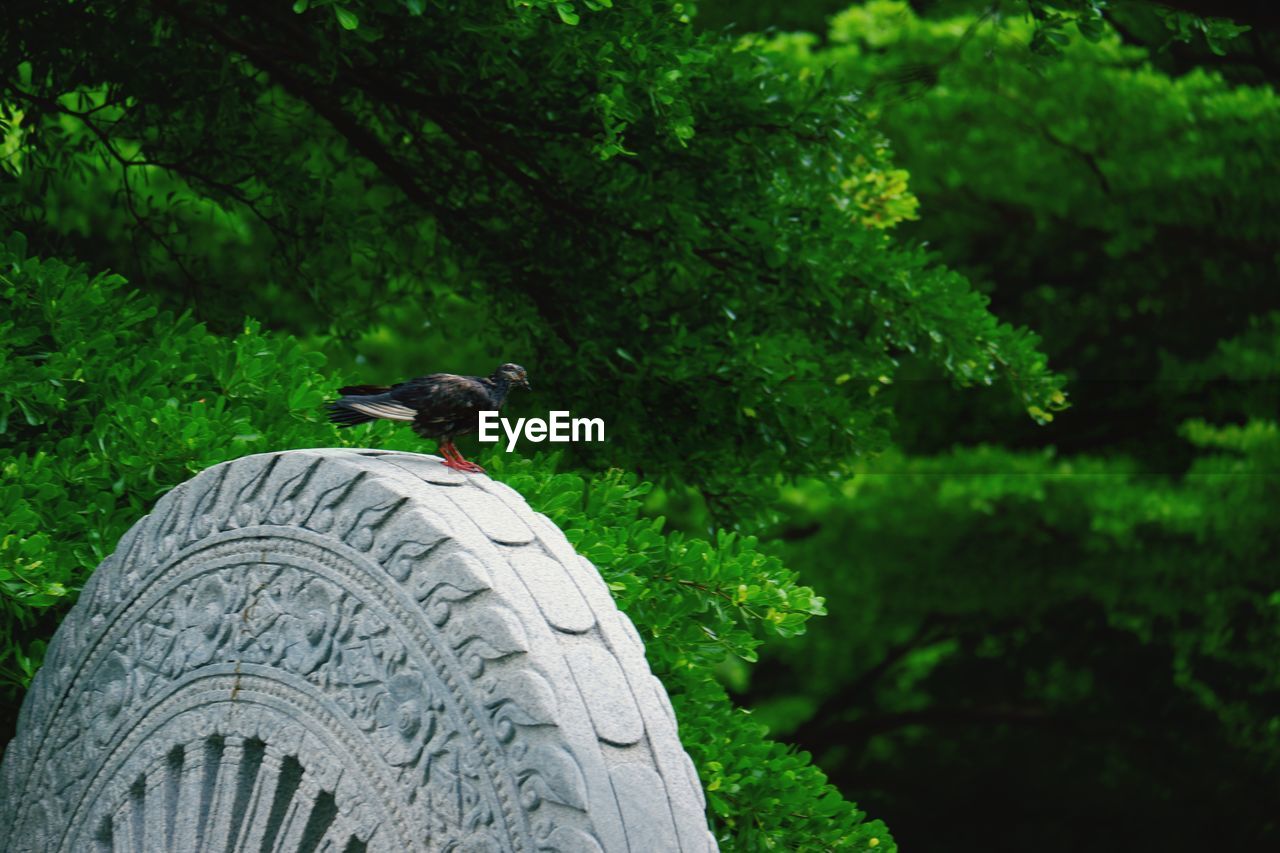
326, 391, 417, 427
326, 400, 377, 427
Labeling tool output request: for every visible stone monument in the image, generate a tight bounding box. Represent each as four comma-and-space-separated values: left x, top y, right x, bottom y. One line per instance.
0, 449, 716, 852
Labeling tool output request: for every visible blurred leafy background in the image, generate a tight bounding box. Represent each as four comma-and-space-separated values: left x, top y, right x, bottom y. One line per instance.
2, 0, 1277, 849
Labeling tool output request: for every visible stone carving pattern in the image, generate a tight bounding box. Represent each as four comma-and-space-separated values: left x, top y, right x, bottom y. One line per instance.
0, 449, 716, 853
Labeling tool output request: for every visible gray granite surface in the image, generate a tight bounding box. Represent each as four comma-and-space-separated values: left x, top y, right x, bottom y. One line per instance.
0, 449, 715, 852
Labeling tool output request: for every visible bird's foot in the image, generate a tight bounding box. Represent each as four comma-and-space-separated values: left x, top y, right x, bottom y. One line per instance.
441, 457, 485, 474
438, 443, 485, 473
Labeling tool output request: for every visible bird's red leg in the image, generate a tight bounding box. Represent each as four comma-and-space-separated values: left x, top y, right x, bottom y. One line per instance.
438, 440, 464, 469
438, 440, 484, 473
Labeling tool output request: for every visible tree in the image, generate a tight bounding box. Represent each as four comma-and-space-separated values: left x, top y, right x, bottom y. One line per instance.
8, 0, 1272, 848
1, 0, 1062, 521
732, 4, 1280, 849
0, 233, 882, 849
0, 5, 1060, 849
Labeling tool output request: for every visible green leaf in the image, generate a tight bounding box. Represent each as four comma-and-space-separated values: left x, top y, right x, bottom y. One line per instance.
555, 3, 580, 25
334, 6, 358, 30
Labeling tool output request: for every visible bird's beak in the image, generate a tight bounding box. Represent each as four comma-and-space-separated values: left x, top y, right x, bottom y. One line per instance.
520, 378, 532, 391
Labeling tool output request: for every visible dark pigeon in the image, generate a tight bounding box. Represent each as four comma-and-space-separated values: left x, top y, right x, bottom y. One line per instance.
327, 363, 530, 472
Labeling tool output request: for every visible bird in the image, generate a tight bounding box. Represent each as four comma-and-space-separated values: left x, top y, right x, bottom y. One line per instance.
326, 363, 530, 473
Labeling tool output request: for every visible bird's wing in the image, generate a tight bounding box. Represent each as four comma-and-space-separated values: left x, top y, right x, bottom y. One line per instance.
392, 374, 494, 423
341, 398, 418, 422
331, 384, 417, 422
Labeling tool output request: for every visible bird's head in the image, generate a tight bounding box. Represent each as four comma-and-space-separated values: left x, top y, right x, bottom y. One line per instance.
495, 363, 531, 391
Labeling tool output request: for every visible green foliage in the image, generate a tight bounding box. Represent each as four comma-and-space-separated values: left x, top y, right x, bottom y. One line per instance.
767, 430, 1280, 708
0, 232, 334, 683
778, 0, 1279, 465
5, 0, 1275, 847
1025, 0, 1112, 56
699, 0, 1254, 58
755, 424, 1280, 847
0, 0, 1064, 519
0, 234, 892, 849
1154, 7, 1252, 56
725, 4, 1280, 848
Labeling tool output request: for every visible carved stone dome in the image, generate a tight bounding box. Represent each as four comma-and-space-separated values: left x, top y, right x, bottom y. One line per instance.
0, 449, 715, 852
